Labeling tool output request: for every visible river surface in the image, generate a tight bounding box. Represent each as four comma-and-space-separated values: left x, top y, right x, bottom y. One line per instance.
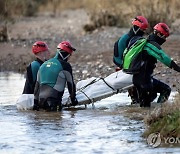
0, 72, 179, 154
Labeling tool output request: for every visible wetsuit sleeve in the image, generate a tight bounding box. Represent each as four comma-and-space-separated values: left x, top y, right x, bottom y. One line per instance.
22, 64, 34, 94
34, 71, 40, 100
144, 43, 172, 67
62, 63, 76, 103
170, 60, 180, 72
23, 61, 40, 94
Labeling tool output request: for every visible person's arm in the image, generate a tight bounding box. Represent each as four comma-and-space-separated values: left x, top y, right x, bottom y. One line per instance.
145, 43, 180, 72
62, 63, 78, 106
23, 61, 41, 94
33, 71, 40, 110
145, 43, 171, 67
22, 64, 34, 94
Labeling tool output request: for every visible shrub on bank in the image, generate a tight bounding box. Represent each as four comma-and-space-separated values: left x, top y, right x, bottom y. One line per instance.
0, 0, 46, 18
83, 0, 180, 32
1, 0, 180, 37
143, 93, 180, 139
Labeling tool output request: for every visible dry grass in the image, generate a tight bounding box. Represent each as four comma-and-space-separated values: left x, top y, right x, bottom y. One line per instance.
81, 0, 180, 32
1, 0, 180, 39
143, 93, 180, 138
1, 0, 180, 19
123, 106, 151, 121
1, 0, 180, 29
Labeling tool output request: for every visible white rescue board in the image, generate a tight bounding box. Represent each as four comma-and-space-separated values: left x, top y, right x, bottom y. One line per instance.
16, 71, 133, 110
62, 71, 133, 106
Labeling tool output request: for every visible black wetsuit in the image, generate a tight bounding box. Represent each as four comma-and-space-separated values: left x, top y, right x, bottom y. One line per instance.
23, 58, 44, 94
113, 26, 145, 104
126, 35, 174, 107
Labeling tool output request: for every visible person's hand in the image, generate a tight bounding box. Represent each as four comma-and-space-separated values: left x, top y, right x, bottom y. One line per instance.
71, 98, 78, 106
115, 67, 122, 72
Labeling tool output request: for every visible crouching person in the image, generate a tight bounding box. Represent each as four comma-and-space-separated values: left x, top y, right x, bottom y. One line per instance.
33, 41, 78, 111
123, 23, 180, 107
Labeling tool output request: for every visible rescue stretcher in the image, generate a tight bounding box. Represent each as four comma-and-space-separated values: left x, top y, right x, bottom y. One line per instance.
16, 70, 133, 110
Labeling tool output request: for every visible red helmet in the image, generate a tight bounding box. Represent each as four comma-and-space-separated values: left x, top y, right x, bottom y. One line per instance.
32, 41, 49, 54
132, 16, 149, 30
153, 23, 170, 37
57, 41, 76, 54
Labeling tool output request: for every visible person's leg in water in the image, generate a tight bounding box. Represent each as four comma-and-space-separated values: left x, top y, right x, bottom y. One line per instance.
40, 97, 62, 111
152, 78, 171, 104
134, 76, 156, 107
128, 86, 139, 104
133, 72, 156, 107
135, 85, 155, 107
143, 90, 157, 107
136, 78, 171, 107
133, 72, 155, 107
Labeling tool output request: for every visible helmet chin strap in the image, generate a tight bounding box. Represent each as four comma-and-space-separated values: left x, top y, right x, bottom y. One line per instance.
58, 51, 70, 60
133, 26, 140, 34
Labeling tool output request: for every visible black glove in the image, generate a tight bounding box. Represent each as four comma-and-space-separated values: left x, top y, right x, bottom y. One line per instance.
170, 60, 180, 72
71, 98, 78, 106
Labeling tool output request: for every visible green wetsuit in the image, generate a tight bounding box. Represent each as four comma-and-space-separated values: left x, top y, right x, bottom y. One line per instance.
34, 53, 76, 111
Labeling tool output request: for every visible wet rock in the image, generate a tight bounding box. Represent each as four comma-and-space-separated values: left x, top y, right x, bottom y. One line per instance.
82, 70, 88, 74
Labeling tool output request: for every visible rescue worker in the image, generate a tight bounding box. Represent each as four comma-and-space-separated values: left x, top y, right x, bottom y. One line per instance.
113, 16, 149, 104
23, 41, 50, 94
123, 23, 180, 107
34, 41, 78, 111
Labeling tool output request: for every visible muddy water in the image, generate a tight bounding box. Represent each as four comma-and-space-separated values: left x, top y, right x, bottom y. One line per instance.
0, 72, 179, 154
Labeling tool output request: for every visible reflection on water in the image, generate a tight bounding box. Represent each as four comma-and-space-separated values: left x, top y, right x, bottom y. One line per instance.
0, 72, 179, 154
0, 72, 25, 105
